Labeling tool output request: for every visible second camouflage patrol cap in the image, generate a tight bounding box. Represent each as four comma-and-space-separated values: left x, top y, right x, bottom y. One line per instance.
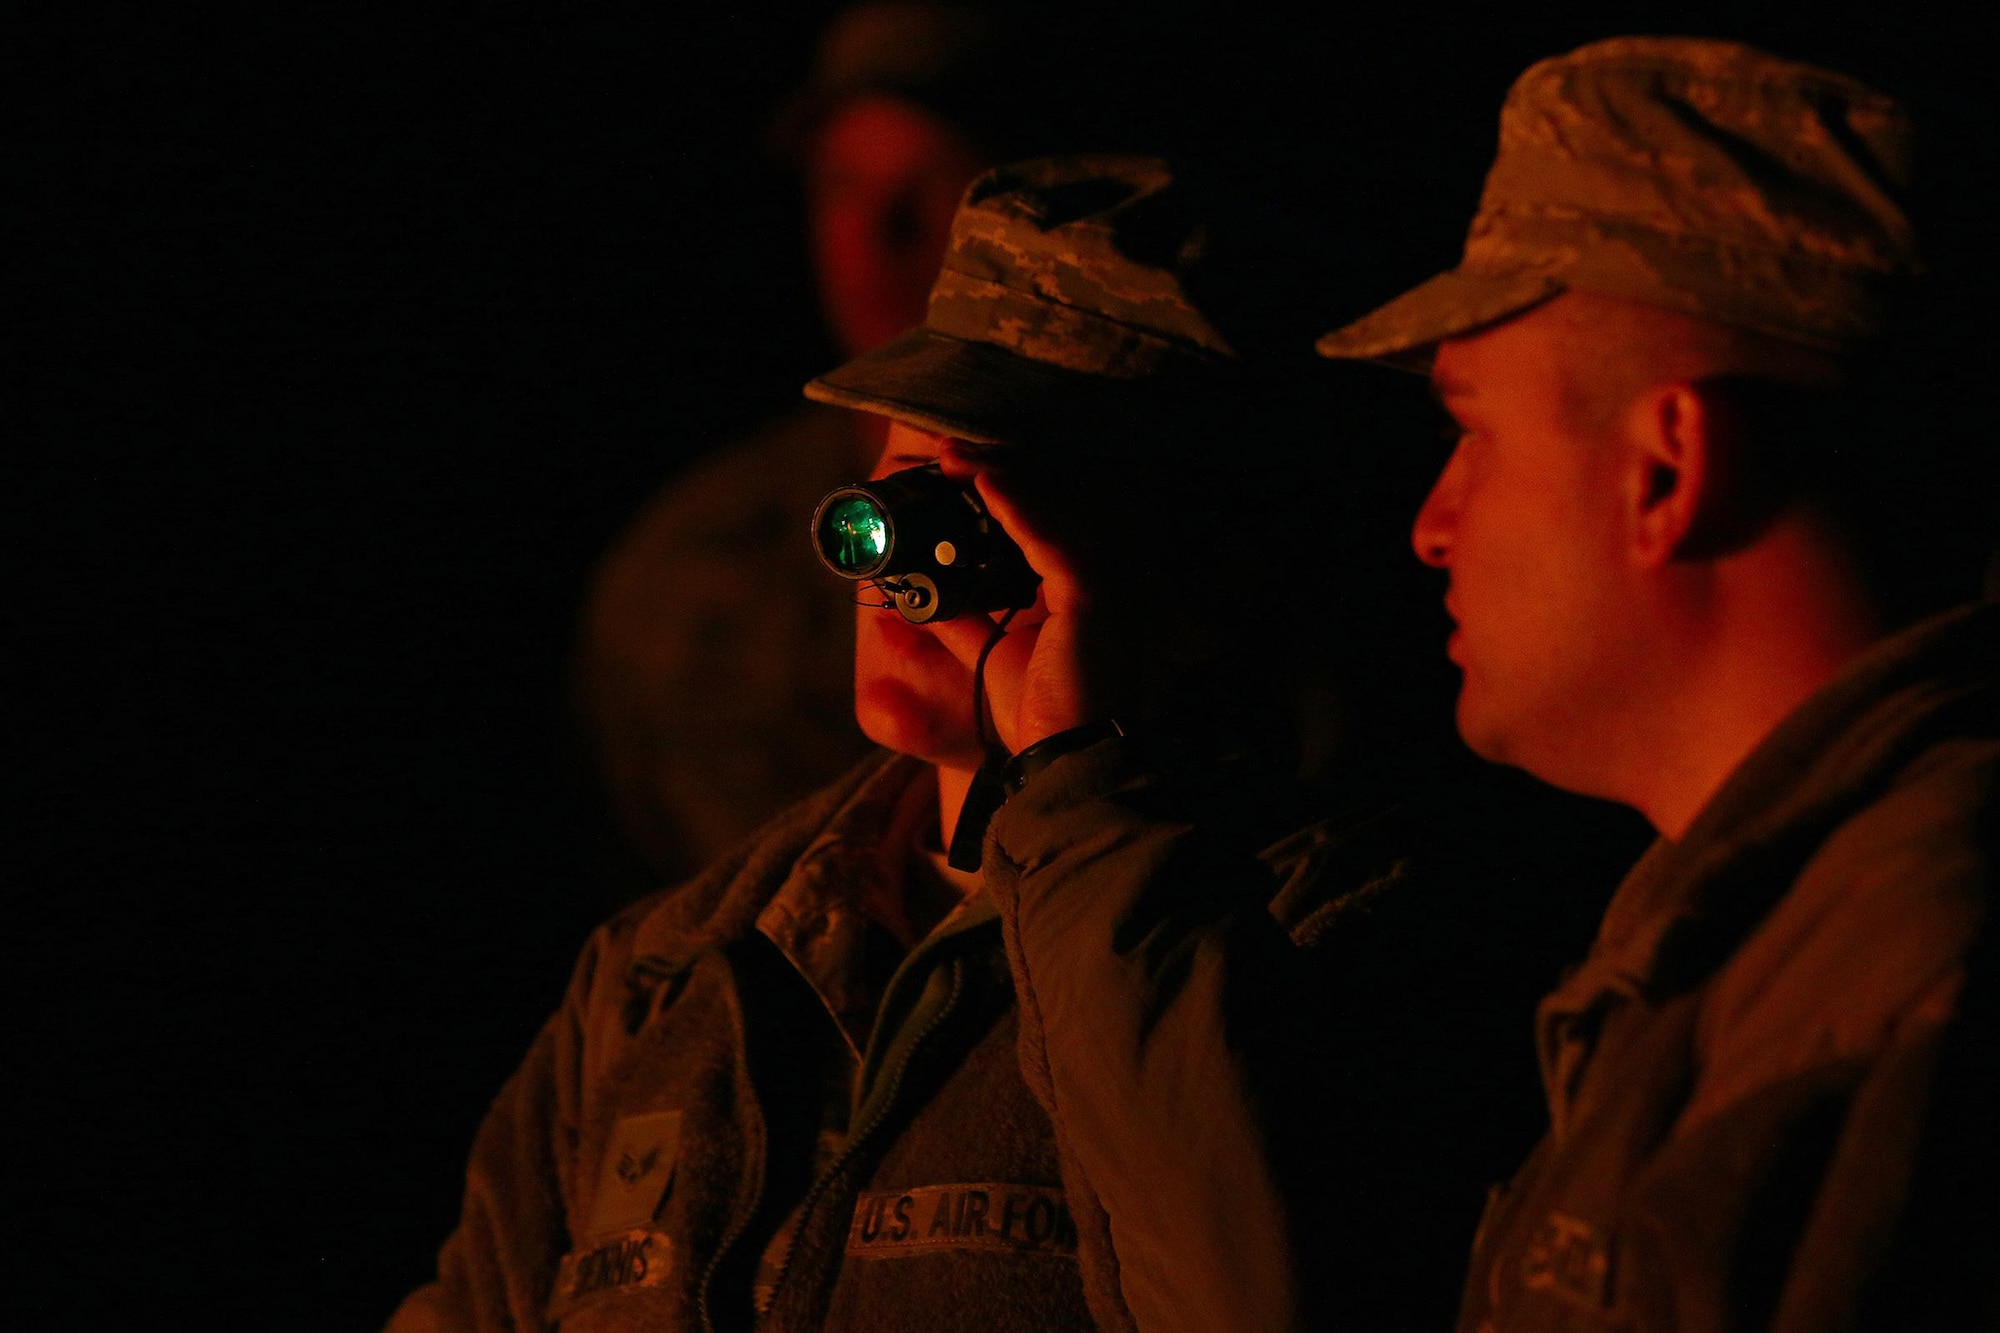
804, 154, 1236, 443
1317, 37, 1922, 369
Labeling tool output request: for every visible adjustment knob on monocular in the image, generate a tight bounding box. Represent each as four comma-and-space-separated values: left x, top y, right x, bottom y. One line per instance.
894, 574, 943, 624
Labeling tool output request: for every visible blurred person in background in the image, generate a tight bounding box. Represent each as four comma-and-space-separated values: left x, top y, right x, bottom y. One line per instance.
576, 2, 1020, 888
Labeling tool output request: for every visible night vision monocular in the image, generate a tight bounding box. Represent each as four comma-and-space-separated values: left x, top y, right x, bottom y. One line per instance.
811, 464, 1039, 624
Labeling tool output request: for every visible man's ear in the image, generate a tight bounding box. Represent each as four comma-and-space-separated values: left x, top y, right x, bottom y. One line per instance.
1624, 381, 1755, 565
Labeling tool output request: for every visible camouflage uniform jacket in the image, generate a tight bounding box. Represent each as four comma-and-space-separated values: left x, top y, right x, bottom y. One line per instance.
385, 752, 1104, 1333
1456, 602, 2000, 1333
982, 743, 1632, 1332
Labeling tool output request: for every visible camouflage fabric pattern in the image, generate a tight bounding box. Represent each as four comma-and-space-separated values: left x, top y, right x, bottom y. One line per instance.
1318, 37, 1922, 367
806, 155, 1234, 441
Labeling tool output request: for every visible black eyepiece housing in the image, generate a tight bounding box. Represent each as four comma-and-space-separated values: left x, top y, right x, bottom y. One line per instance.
811, 463, 1039, 623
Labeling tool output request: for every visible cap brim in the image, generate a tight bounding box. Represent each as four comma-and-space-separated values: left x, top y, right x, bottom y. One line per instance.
804, 327, 1146, 443
1315, 268, 1565, 372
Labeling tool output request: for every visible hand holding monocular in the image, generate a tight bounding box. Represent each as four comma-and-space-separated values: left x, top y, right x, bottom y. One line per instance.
812, 463, 1039, 624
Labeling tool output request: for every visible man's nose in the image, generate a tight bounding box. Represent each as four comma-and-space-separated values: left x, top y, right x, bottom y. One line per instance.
1411, 473, 1455, 569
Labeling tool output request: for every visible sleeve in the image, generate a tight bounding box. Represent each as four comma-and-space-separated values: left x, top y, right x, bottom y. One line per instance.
1611, 975, 1970, 1333
1619, 781, 1993, 1333
383, 933, 610, 1333
1859, 955, 2000, 1330
981, 738, 1336, 1333
1774, 974, 1962, 1333
1767, 777, 1998, 1333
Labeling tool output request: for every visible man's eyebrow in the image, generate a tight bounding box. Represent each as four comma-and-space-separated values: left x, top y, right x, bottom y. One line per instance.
885, 453, 932, 468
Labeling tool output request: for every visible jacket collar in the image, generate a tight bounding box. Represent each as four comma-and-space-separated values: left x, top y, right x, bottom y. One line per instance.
1537, 600, 2000, 1131
621, 752, 923, 983
753, 755, 938, 1054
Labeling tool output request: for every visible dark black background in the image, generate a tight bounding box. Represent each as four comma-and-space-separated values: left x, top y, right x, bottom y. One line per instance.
16, 3, 1997, 1328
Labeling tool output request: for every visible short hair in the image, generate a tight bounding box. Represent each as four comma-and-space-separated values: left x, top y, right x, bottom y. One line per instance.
1550, 294, 1989, 621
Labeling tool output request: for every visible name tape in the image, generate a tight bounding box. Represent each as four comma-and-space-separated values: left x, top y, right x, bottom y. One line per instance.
847, 1183, 1077, 1260
1521, 1211, 1615, 1310
549, 1229, 674, 1318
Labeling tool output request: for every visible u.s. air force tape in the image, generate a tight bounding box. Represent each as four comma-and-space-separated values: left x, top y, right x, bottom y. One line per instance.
847, 1184, 1077, 1259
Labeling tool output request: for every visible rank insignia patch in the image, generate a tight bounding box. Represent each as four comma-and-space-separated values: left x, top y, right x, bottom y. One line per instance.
846, 1184, 1077, 1259
588, 1110, 683, 1237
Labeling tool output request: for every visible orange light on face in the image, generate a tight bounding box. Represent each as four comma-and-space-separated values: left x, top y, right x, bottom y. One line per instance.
849, 424, 985, 770
1420, 303, 1637, 794
805, 95, 991, 358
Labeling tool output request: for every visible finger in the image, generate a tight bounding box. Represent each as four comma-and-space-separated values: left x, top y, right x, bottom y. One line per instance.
939, 447, 1086, 603
974, 471, 1093, 616
970, 621, 1038, 752
925, 611, 1002, 672
919, 610, 1042, 753
936, 439, 996, 483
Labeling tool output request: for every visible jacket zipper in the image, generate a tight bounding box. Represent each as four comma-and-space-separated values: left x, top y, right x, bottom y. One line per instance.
747, 957, 966, 1327
695, 1085, 770, 1333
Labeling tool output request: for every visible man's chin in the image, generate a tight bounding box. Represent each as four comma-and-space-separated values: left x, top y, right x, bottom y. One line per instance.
1454, 689, 1514, 767
1456, 688, 1611, 801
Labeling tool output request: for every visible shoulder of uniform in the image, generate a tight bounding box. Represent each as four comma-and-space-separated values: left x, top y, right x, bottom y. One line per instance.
1808, 731, 2000, 929
1696, 735, 2000, 1097
609, 749, 910, 960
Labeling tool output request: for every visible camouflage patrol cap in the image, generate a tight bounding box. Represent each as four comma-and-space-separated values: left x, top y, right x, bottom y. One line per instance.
804, 155, 1236, 442
1317, 37, 1921, 369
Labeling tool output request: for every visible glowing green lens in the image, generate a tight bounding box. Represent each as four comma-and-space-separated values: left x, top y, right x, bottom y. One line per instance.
822, 494, 890, 573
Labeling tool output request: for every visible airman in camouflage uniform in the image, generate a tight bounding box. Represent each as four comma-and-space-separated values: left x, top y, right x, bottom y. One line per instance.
1312, 38, 1998, 1331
